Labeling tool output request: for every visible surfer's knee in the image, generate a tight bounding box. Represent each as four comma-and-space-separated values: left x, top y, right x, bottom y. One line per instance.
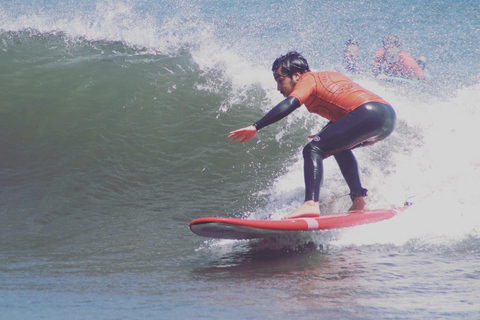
303, 142, 326, 161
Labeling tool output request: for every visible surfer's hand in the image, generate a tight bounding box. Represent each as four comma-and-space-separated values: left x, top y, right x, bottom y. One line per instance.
229, 125, 257, 143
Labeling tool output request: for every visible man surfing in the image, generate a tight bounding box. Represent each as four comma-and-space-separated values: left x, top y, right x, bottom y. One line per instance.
229, 51, 396, 219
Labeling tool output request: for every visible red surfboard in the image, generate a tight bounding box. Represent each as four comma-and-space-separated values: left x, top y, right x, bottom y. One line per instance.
190, 207, 408, 239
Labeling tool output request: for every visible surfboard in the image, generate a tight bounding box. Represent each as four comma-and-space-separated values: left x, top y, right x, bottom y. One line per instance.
190, 206, 409, 240
378, 75, 421, 84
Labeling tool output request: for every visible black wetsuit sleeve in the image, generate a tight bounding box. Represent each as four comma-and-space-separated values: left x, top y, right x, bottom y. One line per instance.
253, 96, 301, 130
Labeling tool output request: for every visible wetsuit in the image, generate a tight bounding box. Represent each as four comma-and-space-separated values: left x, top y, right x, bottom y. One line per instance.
253, 72, 396, 202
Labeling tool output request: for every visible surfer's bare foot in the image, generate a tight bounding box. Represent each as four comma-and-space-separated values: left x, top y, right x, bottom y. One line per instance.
282, 201, 320, 219
349, 196, 368, 211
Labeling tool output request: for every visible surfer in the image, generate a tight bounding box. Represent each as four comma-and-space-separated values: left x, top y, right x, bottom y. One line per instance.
337, 39, 364, 74
229, 51, 396, 219
372, 34, 428, 81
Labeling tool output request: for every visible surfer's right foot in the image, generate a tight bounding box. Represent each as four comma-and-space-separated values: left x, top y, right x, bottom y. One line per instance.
282, 201, 321, 219
349, 196, 368, 211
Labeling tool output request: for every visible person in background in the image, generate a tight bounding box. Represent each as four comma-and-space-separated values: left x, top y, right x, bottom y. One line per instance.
340, 39, 364, 74
372, 34, 428, 81
229, 51, 396, 219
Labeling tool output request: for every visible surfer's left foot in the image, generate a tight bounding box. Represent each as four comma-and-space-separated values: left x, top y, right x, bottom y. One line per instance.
282, 201, 320, 219
349, 196, 368, 211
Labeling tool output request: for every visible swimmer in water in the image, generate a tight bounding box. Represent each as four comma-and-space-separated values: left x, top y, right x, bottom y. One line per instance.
372, 34, 428, 81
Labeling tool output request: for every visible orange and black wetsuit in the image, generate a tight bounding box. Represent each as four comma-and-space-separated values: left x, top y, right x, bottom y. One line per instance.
253, 72, 396, 202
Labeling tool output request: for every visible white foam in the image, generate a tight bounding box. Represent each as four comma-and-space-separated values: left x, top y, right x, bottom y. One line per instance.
252, 80, 480, 247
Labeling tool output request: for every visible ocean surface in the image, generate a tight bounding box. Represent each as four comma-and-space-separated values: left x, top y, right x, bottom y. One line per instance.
1, 0, 480, 319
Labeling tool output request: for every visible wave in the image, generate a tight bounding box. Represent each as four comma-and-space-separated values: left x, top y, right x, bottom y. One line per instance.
1, 0, 479, 251
251, 80, 480, 247
1, 0, 479, 89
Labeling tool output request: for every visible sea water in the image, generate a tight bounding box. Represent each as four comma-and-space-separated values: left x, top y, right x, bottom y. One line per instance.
1, 0, 479, 319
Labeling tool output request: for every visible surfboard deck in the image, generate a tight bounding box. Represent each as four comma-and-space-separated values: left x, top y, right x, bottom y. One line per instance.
190, 206, 408, 239
379, 75, 421, 84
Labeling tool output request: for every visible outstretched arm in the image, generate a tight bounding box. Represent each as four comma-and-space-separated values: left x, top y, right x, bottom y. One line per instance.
229, 96, 301, 143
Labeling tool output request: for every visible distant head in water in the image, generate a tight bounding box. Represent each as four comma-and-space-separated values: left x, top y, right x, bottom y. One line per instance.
383, 34, 402, 64
343, 39, 361, 73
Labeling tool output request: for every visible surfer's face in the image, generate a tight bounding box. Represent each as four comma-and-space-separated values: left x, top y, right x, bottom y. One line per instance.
384, 44, 401, 63
273, 67, 300, 97
344, 44, 359, 62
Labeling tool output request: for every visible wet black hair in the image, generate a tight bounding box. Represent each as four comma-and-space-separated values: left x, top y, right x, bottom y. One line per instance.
272, 51, 310, 77
344, 39, 359, 47
383, 34, 402, 48
416, 58, 426, 70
